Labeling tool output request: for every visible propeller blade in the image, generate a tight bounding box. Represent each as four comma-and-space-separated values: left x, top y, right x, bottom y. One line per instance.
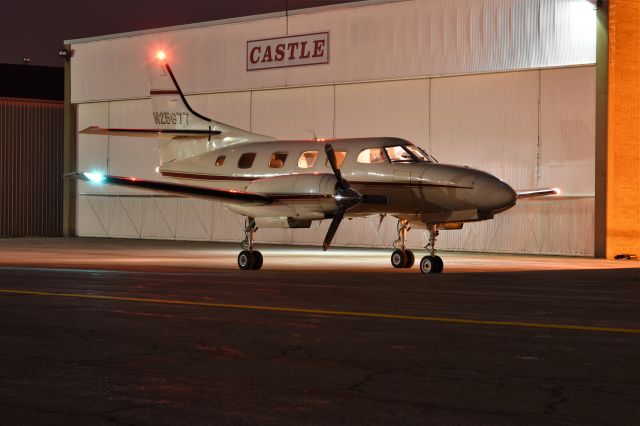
377, 213, 386, 231
324, 143, 345, 189
322, 206, 346, 251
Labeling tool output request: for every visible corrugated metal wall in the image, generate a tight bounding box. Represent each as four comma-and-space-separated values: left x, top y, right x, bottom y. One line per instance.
0, 98, 64, 237
69, 0, 597, 103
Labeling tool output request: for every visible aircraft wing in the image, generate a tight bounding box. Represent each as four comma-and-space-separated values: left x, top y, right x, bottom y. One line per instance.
516, 188, 560, 199
69, 172, 337, 208
69, 172, 270, 206
79, 126, 221, 141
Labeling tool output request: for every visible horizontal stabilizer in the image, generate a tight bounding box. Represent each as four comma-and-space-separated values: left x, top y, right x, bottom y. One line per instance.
79, 126, 221, 141
516, 188, 560, 199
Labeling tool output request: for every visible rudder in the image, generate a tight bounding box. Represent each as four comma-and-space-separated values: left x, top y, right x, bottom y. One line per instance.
148, 52, 211, 131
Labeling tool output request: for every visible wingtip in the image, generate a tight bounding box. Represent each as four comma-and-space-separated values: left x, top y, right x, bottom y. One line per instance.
63, 171, 83, 179
78, 126, 99, 134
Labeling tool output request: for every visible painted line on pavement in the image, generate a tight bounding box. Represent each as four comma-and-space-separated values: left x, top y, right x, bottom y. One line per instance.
1, 289, 639, 335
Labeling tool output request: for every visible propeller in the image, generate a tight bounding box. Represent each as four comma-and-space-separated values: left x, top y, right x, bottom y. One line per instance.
325, 143, 345, 189
322, 143, 363, 251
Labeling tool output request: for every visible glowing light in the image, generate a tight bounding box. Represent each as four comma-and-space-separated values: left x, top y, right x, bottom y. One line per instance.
84, 172, 105, 183
156, 50, 167, 61
569, 0, 596, 48
155, 166, 160, 173
552, 187, 562, 195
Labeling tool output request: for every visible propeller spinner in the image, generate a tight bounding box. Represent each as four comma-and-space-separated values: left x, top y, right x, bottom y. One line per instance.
323, 143, 363, 251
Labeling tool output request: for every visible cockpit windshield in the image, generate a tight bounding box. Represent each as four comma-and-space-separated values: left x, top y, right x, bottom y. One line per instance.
385, 146, 414, 162
405, 145, 429, 161
384, 144, 437, 163
406, 145, 437, 163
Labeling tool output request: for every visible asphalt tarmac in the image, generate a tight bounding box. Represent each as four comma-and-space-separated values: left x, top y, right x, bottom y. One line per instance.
0, 238, 638, 425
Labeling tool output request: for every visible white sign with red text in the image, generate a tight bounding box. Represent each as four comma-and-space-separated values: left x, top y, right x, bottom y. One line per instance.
247, 32, 329, 71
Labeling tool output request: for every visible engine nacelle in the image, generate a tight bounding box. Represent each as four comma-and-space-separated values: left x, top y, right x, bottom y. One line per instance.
245, 173, 337, 195
227, 173, 339, 219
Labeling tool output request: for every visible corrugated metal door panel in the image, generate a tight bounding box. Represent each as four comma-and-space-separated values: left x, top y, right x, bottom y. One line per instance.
334, 79, 430, 146
0, 98, 63, 237
539, 66, 596, 194
251, 85, 334, 140
77, 102, 109, 197
430, 70, 539, 190
438, 198, 594, 256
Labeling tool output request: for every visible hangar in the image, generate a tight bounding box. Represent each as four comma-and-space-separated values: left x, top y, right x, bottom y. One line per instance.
62, 0, 638, 258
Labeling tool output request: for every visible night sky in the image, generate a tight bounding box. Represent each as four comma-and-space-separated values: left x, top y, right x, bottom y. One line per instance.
1, 0, 359, 67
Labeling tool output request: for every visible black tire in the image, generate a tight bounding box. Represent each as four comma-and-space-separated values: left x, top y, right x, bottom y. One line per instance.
237, 250, 254, 270
391, 249, 407, 268
404, 250, 415, 268
433, 255, 444, 273
251, 251, 263, 270
419, 255, 436, 274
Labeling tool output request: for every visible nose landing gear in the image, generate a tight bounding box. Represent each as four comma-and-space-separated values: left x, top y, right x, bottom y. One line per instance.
391, 220, 415, 268
238, 218, 263, 270
419, 225, 443, 274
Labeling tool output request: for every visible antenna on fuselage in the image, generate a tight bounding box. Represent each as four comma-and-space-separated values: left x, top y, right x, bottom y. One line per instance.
306, 129, 318, 141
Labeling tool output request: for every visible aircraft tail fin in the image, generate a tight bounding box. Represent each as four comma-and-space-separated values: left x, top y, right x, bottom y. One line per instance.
80, 51, 277, 167
142, 51, 278, 165
148, 52, 212, 131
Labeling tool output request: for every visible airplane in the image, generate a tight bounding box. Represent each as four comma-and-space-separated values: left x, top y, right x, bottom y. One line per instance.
72, 50, 558, 274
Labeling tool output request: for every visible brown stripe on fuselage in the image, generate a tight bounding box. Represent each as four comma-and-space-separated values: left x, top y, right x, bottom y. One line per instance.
150, 90, 180, 95
161, 171, 473, 189
163, 171, 255, 181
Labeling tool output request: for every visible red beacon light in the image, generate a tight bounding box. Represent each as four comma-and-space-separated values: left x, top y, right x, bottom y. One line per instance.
155, 50, 167, 61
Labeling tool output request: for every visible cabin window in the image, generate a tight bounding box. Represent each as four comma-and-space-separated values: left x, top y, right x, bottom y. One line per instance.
215, 155, 226, 166
238, 153, 256, 169
298, 151, 318, 169
268, 152, 288, 168
357, 148, 387, 164
385, 146, 414, 163
325, 150, 347, 168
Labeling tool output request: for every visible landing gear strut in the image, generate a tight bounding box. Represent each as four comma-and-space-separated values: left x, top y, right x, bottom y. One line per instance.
238, 218, 263, 270
390, 219, 415, 268
419, 225, 443, 274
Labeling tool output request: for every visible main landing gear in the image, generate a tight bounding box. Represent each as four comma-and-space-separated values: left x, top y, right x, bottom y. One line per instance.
390, 221, 444, 274
237, 218, 263, 270
419, 225, 443, 274
390, 220, 415, 269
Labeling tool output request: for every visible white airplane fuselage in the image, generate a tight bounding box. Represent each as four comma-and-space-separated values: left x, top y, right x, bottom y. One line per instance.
159, 136, 517, 228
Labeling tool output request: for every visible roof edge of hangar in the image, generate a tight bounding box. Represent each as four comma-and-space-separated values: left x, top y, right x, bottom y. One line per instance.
64, 0, 411, 45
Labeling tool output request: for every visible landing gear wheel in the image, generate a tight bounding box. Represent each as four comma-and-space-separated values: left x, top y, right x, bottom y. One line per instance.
404, 250, 415, 268
420, 255, 438, 274
251, 251, 263, 270
237, 250, 254, 270
391, 249, 407, 268
432, 255, 443, 273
